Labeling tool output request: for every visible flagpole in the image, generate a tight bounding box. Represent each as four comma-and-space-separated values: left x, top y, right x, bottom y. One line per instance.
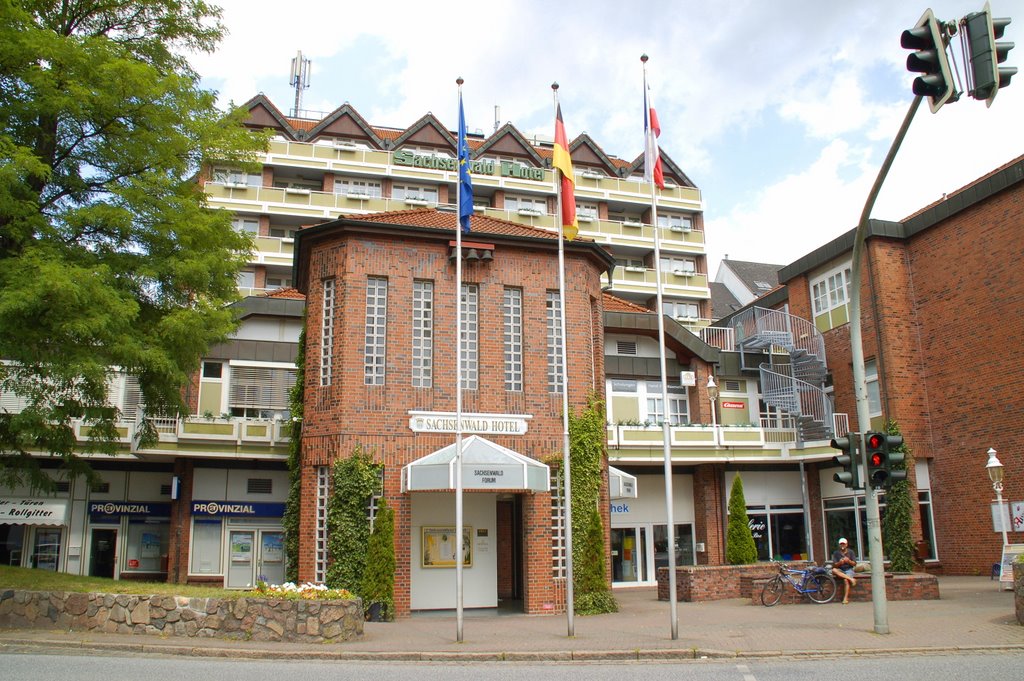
642, 54, 679, 640
551, 82, 575, 637
454, 77, 466, 643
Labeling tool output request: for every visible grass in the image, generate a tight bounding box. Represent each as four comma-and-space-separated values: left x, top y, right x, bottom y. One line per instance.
0, 565, 243, 599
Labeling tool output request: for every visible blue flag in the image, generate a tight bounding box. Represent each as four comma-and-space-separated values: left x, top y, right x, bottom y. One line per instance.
457, 94, 473, 233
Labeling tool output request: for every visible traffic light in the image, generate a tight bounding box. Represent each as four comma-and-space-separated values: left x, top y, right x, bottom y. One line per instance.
885, 433, 907, 485
865, 431, 889, 488
901, 9, 957, 112
965, 2, 1016, 106
831, 433, 860, 490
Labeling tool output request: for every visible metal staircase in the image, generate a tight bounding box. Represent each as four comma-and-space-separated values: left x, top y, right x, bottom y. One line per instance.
731, 307, 833, 443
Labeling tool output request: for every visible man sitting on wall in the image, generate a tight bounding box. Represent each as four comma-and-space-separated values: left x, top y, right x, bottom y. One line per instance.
831, 537, 857, 604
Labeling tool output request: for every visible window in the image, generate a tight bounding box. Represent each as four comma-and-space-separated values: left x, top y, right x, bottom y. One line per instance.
236, 271, 255, 289
393, 183, 438, 204
577, 202, 599, 221
412, 280, 433, 388
190, 520, 222, 574
505, 194, 546, 215
269, 226, 297, 239
202, 362, 222, 379
657, 213, 692, 231
546, 291, 564, 393
265, 276, 292, 290
315, 466, 330, 583
865, 359, 882, 416
228, 366, 297, 418
212, 167, 261, 187
335, 178, 382, 198
745, 505, 808, 561
810, 262, 853, 330
616, 258, 646, 271
231, 217, 259, 235
365, 277, 388, 385
320, 279, 335, 386
660, 257, 696, 274
644, 381, 689, 425
504, 288, 523, 392
663, 300, 700, 320
460, 284, 479, 390
123, 518, 169, 573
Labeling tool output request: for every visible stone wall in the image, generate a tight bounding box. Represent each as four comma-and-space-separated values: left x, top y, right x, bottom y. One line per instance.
0, 590, 363, 643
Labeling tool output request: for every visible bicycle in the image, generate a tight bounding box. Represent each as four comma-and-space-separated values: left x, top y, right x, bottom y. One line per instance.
760, 561, 837, 606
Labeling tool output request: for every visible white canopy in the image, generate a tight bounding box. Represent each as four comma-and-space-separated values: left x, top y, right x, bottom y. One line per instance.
401, 435, 550, 493
608, 466, 637, 499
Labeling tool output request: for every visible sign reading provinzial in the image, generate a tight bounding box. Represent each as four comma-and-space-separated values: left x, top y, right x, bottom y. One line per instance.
0, 497, 70, 525
408, 411, 531, 435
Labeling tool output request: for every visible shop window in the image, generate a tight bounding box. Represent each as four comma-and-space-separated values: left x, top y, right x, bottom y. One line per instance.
190, 519, 222, 575
123, 518, 169, 573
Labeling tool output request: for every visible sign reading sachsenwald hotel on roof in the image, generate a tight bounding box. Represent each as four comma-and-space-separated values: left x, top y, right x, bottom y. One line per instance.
393, 150, 545, 180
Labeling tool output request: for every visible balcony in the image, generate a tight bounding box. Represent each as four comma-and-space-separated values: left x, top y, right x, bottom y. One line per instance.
610, 267, 710, 296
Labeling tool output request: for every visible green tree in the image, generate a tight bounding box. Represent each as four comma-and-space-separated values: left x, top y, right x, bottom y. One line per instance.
360, 497, 395, 620
0, 1, 266, 489
726, 473, 758, 564
882, 421, 916, 572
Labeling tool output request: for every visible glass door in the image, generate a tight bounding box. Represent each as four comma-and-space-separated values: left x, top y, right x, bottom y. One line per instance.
32, 527, 61, 571
257, 531, 285, 586
611, 527, 647, 584
89, 528, 118, 578
226, 530, 255, 588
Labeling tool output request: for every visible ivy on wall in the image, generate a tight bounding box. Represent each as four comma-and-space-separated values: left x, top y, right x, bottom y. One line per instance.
282, 325, 305, 584
567, 393, 617, 614
325, 445, 382, 591
882, 420, 916, 573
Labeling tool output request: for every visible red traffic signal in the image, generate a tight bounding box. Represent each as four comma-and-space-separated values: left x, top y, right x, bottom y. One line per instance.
865, 431, 889, 488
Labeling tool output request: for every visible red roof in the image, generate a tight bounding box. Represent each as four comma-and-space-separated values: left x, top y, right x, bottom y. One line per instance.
263, 287, 305, 300
602, 292, 651, 313
339, 208, 569, 241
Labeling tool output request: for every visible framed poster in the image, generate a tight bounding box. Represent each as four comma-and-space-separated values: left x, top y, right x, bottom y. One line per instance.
421, 526, 472, 568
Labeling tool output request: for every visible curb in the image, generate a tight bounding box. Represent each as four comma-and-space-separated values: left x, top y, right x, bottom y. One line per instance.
3, 636, 1024, 661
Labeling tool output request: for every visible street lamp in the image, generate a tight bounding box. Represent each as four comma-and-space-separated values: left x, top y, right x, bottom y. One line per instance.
986, 448, 1009, 550
706, 376, 718, 446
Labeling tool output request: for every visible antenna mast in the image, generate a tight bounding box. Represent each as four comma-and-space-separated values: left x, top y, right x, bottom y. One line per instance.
289, 51, 311, 117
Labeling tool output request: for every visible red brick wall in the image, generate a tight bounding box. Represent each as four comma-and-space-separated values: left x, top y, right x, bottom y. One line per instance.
297, 228, 606, 614
693, 464, 725, 565
785, 181, 1024, 574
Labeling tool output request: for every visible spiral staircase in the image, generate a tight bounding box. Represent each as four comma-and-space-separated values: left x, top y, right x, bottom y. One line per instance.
730, 307, 833, 443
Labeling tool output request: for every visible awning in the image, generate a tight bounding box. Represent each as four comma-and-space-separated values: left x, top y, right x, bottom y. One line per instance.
0, 497, 69, 525
401, 435, 550, 493
609, 466, 637, 500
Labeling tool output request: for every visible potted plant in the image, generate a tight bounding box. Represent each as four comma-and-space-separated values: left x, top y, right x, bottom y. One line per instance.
361, 497, 395, 621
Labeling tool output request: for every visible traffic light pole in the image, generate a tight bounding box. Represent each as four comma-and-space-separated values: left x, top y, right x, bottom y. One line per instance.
848, 93, 923, 635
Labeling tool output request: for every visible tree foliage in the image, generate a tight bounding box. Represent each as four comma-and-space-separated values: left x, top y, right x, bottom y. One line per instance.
882, 420, 916, 572
360, 497, 395, 620
726, 473, 758, 565
567, 394, 617, 614
0, 0, 267, 489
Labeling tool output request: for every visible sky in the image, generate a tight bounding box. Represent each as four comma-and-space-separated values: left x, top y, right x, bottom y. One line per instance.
188, 0, 1024, 276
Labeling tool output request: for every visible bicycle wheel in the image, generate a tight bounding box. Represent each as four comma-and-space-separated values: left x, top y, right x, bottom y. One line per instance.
761, 575, 784, 606
805, 573, 837, 603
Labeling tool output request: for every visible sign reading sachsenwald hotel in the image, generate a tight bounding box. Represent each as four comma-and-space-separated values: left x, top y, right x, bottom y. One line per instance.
408, 411, 531, 435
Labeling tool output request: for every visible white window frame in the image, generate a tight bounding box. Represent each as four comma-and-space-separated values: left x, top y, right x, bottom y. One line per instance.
660, 256, 696, 274
412, 280, 433, 389
392, 183, 438, 204
365, 277, 388, 386
460, 283, 479, 390
212, 167, 261, 187
657, 213, 693, 231
334, 178, 382, 198
505, 194, 547, 215
504, 287, 523, 392
546, 291, 564, 394
662, 300, 700, 320
865, 359, 882, 417
811, 262, 853, 316
320, 278, 335, 386
231, 216, 259, 235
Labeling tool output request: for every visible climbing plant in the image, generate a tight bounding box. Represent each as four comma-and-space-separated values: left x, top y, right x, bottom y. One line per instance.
882, 420, 916, 572
726, 473, 758, 564
567, 393, 617, 614
282, 325, 305, 583
325, 445, 382, 591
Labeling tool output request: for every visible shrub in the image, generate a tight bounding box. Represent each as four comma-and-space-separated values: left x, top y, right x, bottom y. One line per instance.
726, 474, 758, 564
360, 497, 395, 620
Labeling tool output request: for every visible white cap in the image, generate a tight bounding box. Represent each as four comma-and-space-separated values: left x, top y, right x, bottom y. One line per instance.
838, 537, 848, 545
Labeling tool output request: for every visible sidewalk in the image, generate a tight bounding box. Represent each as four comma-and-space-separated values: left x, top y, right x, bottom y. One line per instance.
1, 576, 1021, 661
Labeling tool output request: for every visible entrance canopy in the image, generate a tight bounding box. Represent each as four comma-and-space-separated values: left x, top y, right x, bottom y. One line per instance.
609, 466, 637, 500
401, 435, 550, 493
